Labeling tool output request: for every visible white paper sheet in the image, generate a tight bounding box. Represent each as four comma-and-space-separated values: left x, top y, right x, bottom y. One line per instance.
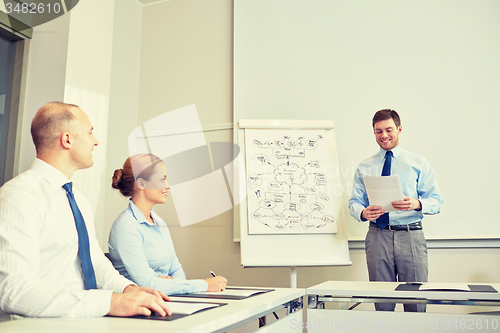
419, 283, 471, 291
169, 302, 220, 315
362, 175, 404, 212
193, 289, 264, 297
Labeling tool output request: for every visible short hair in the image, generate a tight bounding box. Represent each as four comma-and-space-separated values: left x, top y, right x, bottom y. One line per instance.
111, 154, 163, 197
372, 109, 401, 128
31, 102, 79, 152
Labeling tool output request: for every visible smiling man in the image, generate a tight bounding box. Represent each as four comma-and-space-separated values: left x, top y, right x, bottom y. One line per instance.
349, 109, 443, 312
0, 102, 171, 318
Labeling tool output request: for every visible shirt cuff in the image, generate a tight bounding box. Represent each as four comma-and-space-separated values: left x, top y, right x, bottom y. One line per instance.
66, 289, 113, 317
114, 277, 136, 294
193, 279, 209, 292
122, 283, 138, 293
351, 204, 366, 222
419, 199, 429, 214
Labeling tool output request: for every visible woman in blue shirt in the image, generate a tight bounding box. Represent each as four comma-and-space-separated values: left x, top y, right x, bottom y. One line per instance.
108, 153, 227, 295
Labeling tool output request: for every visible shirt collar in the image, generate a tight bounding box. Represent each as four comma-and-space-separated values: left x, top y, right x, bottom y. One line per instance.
378, 145, 402, 160
31, 158, 72, 189
128, 199, 161, 226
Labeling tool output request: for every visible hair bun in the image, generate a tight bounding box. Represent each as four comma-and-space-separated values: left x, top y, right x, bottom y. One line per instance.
111, 169, 123, 189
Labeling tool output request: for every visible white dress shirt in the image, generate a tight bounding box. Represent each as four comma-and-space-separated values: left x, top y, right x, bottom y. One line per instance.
0, 159, 133, 317
349, 146, 443, 224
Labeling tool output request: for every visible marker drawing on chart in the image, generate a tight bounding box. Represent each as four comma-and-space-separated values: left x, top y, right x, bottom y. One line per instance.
245, 131, 337, 234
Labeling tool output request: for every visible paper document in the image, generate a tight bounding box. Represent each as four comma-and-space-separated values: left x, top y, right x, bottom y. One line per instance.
168, 301, 220, 315
419, 283, 471, 292
194, 288, 266, 297
362, 175, 404, 212
171, 287, 275, 300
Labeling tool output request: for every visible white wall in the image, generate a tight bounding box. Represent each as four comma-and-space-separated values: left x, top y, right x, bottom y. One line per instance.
102, 0, 143, 249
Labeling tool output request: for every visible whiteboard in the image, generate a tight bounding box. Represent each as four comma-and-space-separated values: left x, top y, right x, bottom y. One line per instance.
238, 119, 351, 267
234, 0, 500, 241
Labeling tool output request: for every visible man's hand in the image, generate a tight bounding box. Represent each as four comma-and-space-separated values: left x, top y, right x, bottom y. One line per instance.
109, 285, 172, 317
124, 285, 171, 301
392, 196, 421, 211
204, 276, 228, 292
158, 275, 173, 279
361, 206, 385, 221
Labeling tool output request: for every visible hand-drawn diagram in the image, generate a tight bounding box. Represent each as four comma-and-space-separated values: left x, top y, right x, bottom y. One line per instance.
244, 129, 337, 235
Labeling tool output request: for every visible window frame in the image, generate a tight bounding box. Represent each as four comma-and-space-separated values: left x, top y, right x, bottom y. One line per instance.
0, 11, 32, 185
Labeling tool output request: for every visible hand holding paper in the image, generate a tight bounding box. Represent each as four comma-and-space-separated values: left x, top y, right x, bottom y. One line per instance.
362, 175, 405, 212
392, 196, 422, 211
362, 205, 385, 221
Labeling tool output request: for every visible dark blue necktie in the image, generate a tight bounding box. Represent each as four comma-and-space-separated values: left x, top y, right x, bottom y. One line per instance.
63, 182, 97, 290
376, 151, 393, 230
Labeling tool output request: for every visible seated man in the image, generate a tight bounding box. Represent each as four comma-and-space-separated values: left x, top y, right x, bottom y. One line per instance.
0, 102, 171, 318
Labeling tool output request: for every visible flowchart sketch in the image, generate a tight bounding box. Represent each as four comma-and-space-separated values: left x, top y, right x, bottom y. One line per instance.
244, 129, 338, 235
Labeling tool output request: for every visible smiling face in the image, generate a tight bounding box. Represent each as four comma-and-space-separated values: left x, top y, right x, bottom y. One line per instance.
140, 162, 170, 205
69, 107, 99, 170
373, 118, 402, 151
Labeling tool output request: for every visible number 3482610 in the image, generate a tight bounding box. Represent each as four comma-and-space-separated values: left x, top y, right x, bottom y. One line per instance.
6, 2, 62, 14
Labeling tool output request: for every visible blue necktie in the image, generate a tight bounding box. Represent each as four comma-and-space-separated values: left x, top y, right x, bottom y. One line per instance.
376, 151, 393, 230
63, 182, 97, 290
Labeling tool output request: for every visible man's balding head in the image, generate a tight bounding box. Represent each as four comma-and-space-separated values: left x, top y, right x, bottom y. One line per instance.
31, 102, 80, 153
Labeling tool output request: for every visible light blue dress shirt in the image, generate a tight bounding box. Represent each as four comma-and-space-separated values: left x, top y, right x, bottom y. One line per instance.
108, 200, 207, 295
349, 146, 443, 225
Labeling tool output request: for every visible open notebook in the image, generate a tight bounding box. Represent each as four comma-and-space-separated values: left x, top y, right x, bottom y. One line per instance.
396, 283, 498, 293
171, 287, 275, 300
110, 300, 226, 321
167, 301, 221, 314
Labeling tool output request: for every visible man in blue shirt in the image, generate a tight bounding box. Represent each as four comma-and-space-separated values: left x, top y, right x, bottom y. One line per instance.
349, 109, 443, 312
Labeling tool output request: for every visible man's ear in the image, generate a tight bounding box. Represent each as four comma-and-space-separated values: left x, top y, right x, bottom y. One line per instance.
60, 132, 72, 149
136, 178, 145, 189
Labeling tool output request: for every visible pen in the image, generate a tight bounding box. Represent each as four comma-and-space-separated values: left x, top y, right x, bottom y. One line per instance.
210, 271, 216, 277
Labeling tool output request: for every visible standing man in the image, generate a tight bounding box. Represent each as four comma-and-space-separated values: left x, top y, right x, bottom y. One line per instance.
0, 102, 171, 318
349, 109, 443, 312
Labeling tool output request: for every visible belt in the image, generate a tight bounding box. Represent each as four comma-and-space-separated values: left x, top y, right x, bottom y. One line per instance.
370, 221, 422, 231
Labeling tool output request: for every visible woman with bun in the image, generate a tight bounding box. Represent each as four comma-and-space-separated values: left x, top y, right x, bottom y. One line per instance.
108, 153, 227, 295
